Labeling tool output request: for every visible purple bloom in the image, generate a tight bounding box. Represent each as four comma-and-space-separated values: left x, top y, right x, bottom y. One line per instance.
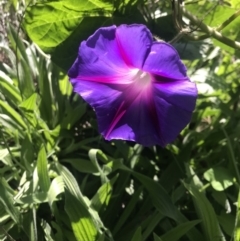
68, 24, 197, 147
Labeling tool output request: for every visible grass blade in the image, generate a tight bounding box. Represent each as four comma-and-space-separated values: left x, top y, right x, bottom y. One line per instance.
65, 190, 98, 241
160, 220, 201, 241
37, 145, 50, 193
131, 227, 142, 241
184, 182, 226, 241
234, 190, 240, 241
0, 179, 20, 224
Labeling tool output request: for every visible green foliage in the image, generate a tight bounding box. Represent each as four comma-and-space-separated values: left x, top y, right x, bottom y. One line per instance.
23, 0, 146, 70
186, 0, 240, 53
23, 0, 113, 48
1, 0, 240, 241
204, 166, 235, 191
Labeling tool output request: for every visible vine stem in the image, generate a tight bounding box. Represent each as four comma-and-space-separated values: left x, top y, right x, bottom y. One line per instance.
168, 31, 186, 44
182, 8, 240, 50
222, 127, 240, 185
217, 8, 240, 32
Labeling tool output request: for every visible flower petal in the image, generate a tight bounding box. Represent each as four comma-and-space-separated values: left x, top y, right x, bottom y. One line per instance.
110, 80, 198, 147
68, 26, 135, 85
143, 42, 188, 80
68, 24, 198, 147
70, 78, 125, 133
71, 77, 197, 147
152, 80, 197, 146
104, 92, 162, 146
116, 24, 153, 68
71, 78, 161, 146
154, 80, 197, 111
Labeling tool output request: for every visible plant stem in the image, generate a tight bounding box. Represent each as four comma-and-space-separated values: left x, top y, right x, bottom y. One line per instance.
182, 8, 240, 50
184, 33, 209, 41
217, 9, 240, 32
169, 32, 186, 44
222, 127, 240, 185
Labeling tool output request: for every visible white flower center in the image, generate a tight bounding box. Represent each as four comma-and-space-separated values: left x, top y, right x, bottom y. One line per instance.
131, 69, 152, 89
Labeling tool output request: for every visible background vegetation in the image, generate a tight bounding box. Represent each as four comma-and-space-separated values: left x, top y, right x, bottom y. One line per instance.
0, 0, 240, 240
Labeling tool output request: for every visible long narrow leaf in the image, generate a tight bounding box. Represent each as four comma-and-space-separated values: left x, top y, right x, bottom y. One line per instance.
37, 145, 50, 193
132, 171, 179, 220
91, 174, 118, 213
0, 100, 27, 129
0, 70, 22, 104
113, 186, 143, 235
184, 182, 226, 241
142, 211, 163, 241
56, 163, 86, 203
0, 179, 20, 224
234, 190, 240, 241
154, 234, 163, 241
48, 176, 65, 206
160, 220, 201, 241
131, 227, 142, 241
65, 190, 98, 241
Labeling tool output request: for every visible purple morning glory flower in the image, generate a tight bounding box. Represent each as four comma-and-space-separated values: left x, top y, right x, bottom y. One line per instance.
68, 24, 197, 147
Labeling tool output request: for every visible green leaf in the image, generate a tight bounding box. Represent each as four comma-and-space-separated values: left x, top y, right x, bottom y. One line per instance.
218, 212, 235, 236
49, 0, 146, 70
0, 70, 22, 104
0, 114, 24, 137
19, 93, 38, 111
184, 182, 226, 241
0, 201, 10, 224
56, 163, 86, 202
91, 176, 117, 212
56, 164, 107, 237
131, 227, 142, 241
18, 93, 39, 127
16, 192, 48, 205
51, 222, 64, 241
8, 25, 29, 64
61, 158, 98, 174
37, 145, 51, 193
231, 0, 240, 8
58, 74, 72, 96
204, 167, 234, 191
113, 187, 143, 235
0, 220, 15, 240
234, 191, 240, 241
37, 59, 55, 125
160, 220, 201, 241
22, 211, 37, 241
18, 59, 35, 99
24, 0, 113, 48
89, 149, 109, 183
119, 163, 203, 241
97, 233, 105, 241
0, 179, 20, 224
0, 148, 12, 166
48, 176, 65, 206
42, 220, 55, 241
7, 25, 35, 99
142, 211, 164, 241
186, 2, 235, 27
154, 234, 163, 241
64, 190, 98, 241
186, 2, 240, 53
0, 100, 27, 130
132, 171, 178, 220
60, 103, 86, 130
33, 167, 39, 192
20, 137, 34, 172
